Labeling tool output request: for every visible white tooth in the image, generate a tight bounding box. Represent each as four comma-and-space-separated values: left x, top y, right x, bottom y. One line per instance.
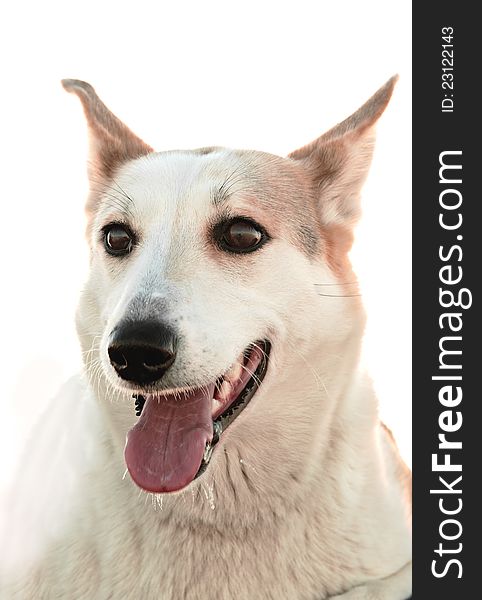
203, 442, 213, 463
219, 379, 233, 399
225, 361, 243, 383
212, 398, 223, 417
224, 364, 236, 380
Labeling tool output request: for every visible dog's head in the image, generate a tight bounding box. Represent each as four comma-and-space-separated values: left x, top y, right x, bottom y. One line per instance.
64, 78, 396, 515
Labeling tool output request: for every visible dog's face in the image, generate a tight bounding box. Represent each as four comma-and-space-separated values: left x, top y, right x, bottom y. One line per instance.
93, 149, 325, 393
65, 78, 396, 510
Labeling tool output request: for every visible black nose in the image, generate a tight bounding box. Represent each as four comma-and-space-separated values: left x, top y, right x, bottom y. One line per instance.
108, 320, 177, 385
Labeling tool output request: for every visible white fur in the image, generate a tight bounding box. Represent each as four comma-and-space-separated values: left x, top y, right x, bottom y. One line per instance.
1, 80, 411, 599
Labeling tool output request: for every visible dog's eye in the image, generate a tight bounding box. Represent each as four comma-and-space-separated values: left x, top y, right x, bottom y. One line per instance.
103, 224, 133, 256
217, 218, 267, 254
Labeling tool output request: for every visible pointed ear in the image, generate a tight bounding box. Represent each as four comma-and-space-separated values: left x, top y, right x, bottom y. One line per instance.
61, 79, 153, 184
288, 76, 398, 227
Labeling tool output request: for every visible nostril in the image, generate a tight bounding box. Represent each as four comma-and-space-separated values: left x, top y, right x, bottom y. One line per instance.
141, 347, 175, 371
108, 347, 128, 371
108, 342, 176, 384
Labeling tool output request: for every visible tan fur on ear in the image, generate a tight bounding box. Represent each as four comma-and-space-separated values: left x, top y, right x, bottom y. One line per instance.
289, 76, 398, 228
62, 79, 153, 183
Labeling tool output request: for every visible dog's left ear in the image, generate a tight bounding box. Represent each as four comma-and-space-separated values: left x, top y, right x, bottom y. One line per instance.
62, 79, 153, 184
288, 76, 398, 228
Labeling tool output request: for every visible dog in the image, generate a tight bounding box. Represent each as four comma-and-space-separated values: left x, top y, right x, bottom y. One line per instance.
1, 77, 411, 599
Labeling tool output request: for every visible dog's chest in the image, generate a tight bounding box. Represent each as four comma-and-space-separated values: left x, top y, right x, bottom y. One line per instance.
6, 473, 389, 600
104, 510, 355, 600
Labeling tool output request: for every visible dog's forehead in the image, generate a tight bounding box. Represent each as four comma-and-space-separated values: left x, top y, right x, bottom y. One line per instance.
112, 148, 311, 217
127, 149, 254, 210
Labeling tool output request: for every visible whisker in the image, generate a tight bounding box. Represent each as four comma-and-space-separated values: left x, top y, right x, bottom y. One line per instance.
316, 293, 362, 298
250, 342, 270, 363
91, 190, 135, 220
110, 178, 134, 204
284, 338, 327, 396
313, 281, 359, 286
89, 174, 137, 221
239, 364, 263, 388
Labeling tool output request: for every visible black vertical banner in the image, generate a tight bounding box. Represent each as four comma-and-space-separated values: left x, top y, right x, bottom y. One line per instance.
413, 3, 479, 598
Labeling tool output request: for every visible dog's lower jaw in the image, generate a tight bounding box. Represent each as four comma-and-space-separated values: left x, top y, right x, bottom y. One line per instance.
92, 333, 394, 514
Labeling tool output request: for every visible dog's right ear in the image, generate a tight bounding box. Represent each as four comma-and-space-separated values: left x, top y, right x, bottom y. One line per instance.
61, 79, 153, 184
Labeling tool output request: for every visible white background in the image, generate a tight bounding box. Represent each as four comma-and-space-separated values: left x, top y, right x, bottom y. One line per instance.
0, 0, 411, 492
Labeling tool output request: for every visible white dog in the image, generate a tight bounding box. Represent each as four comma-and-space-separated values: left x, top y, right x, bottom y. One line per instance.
1, 77, 411, 599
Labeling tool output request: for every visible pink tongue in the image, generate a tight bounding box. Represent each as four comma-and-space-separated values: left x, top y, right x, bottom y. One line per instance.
124, 384, 215, 493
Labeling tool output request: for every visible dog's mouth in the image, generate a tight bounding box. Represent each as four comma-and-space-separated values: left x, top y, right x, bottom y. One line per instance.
124, 340, 270, 494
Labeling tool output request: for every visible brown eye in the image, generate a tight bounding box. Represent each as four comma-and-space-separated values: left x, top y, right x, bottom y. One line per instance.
216, 218, 268, 253
103, 224, 134, 256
